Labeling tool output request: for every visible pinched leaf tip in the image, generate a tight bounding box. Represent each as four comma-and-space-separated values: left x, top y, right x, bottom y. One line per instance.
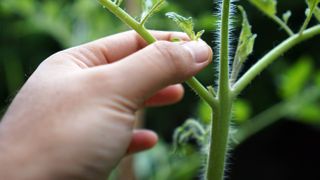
166, 12, 204, 40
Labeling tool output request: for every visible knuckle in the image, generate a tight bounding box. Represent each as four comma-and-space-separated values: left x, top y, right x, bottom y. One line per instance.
152, 41, 192, 78
153, 41, 178, 60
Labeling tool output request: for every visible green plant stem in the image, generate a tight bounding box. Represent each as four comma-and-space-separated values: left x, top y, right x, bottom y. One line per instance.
186, 78, 218, 107
140, 1, 164, 25
271, 15, 294, 36
206, 0, 232, 179
99, 0, 156, 44
299, 2, 317, 35
99, 0, 218, 107
232, 86, 320, 146
232, 25, 320, 97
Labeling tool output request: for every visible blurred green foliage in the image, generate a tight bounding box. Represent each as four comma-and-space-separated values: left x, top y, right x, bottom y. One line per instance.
0, 0, 125, 47
134, 141, 201, 180
279, 56, 313, 99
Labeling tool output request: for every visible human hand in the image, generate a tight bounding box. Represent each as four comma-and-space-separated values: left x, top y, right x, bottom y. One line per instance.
0, 31, 212, 179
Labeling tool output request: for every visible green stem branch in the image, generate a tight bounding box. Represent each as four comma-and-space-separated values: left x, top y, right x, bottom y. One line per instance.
271, 15, 294, 36
299, 2, 318, 35
232, 25, 320, 97
140, 1, 164, 25
186, 77, 218, 107
99, 0, 156, 44
206, 0, 232, 179
232, 86, 320, 146
99, 0, 217, 107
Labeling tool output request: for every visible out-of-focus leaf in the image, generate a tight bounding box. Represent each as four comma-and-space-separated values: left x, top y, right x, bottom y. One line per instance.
173, 119, 206, 153
134, 141, 201, 180
166, 12, 204, 40
282, 10, 292, 24
196, 13, 219, 30
0, 0, 35, 16
295, 104, 320, 124
315, 71, 320, 87
140, 0, 165, 25
313, 6, 320, 22
248, 0, 277, 16
234, 6, 257, 64
279, 56, 313, 99
197, 101, 212, 125
233, 99, 252, 124
2, 58, 24, 93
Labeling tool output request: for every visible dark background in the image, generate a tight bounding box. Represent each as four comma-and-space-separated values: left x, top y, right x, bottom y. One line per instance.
1, 0, 320, 179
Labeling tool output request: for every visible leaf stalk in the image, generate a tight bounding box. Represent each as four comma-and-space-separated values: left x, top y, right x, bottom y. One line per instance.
232, 25, 320, 97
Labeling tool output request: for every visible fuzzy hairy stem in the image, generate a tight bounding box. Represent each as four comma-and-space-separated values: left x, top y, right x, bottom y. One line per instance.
206, 0, 232, 179
99, 0, 217, 107
232, 25, 320, 97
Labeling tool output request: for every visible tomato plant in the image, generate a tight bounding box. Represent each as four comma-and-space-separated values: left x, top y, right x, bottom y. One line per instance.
99, 0, 320, 179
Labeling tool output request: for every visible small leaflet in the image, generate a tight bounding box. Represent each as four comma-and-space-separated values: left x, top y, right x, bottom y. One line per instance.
166, 12, 204, 40
282, 11, 292, 24
234, 6, 257, 64
248, 0, 277, 17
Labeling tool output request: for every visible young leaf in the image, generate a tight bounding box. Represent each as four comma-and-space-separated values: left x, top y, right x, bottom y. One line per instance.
248, 0, 277, 17
140, 0, 165, 25
195, 30, 205, 40
234, 6, 257, 64
166, 12, 204, 40
231, 6, 257, 83
282, 10, 292, 24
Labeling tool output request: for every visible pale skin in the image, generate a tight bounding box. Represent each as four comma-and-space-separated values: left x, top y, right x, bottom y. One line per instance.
0, 31, 212, 179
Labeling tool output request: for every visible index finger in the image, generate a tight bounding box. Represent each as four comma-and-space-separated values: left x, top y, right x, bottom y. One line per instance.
66, 30, 189, 67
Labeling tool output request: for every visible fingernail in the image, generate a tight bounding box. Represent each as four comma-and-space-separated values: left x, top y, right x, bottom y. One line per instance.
182, 41, 211, 63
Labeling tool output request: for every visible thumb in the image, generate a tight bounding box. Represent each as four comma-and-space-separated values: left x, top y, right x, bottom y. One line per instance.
95, 40, 212, 105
